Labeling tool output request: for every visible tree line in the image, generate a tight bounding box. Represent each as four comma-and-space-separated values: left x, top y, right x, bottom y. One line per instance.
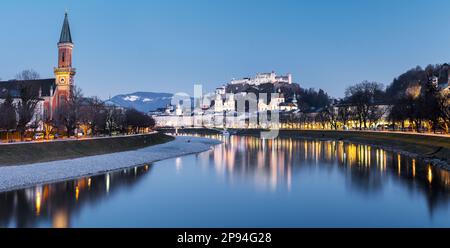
0, 70, 155, 141
286, 65, 450, 133
387, 64, 450, 132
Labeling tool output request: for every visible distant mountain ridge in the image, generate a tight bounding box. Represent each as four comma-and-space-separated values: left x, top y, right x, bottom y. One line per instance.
107, 82, 302, 113
106, 92, 173, 112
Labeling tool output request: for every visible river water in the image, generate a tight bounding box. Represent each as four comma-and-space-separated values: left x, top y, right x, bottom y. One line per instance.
1, 135, 449, 227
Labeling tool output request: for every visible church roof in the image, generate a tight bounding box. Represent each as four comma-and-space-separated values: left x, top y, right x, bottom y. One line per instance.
0, 79, 56, 99
59, 13, 72, 44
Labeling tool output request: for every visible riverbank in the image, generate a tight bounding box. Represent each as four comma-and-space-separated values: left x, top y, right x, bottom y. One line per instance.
0, 132, 174, 166
158, 128, 450, 168
0, 136, 221, 192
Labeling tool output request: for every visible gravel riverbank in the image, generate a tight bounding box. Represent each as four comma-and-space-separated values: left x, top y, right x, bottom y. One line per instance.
0, 136, 222, 192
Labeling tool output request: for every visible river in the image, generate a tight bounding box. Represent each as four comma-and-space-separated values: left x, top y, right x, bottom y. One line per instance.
1, 135, 449, 227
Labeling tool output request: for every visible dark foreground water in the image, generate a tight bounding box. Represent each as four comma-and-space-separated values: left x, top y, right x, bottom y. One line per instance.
1, 135, 450, 227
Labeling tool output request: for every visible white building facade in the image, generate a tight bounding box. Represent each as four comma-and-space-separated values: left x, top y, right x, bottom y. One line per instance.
230, 71, 292, 85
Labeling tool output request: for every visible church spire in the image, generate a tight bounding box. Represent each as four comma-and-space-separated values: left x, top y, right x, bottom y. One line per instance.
53, 11, 76, 120
59, 12, 72, 44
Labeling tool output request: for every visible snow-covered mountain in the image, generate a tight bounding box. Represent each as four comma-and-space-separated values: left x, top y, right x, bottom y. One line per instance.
106, 92, 173, 112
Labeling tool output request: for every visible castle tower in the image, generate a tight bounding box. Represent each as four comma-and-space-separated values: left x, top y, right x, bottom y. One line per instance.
53, 12, 76, 112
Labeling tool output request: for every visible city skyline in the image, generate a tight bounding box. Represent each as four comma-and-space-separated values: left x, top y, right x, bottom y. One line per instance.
1, 0, 450, 99
1, 0, 450, 233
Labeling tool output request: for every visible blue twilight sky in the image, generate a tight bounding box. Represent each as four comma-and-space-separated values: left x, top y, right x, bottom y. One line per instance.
1, 0, 450, 99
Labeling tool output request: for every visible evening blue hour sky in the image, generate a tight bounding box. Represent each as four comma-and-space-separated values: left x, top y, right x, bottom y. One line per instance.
1, 0, 450, 99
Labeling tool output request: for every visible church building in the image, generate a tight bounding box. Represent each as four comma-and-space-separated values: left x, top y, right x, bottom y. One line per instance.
0, 12, 76, 121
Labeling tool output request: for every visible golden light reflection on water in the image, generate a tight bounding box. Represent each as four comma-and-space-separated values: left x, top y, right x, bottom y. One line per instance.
195, 135, 450, 193
347, 144, 357, 166
428, 165, 433, 184
53, 209, 69, 228
35, 190, 41, 216
4, 134, 450, 227
0, 166, 153, 227
75, 186, 79, 201
442, 170, 450, 186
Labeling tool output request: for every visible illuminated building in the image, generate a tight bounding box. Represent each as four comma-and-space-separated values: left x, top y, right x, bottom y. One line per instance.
0, 12, 76, 125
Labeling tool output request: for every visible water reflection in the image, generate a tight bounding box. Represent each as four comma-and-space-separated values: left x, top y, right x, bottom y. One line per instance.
196, 135, 450, 213
0, 135, 450, 227
0, 165, 152, 227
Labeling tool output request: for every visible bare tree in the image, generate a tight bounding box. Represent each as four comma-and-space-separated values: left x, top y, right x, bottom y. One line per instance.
106, 106, 126, 136
79, 97, 106, 136
345, 81, 385, 130
42, 113, 56, 139
437, 91, 450, 133
368, 105, 387, 128
16, 69, 40, 81
394, 82, 434, 133
337, 105, 351, 128
388, 100, 408, 131
0, 93, 17, 141
421, 77, 442, 133
314, 105, 339, 130
325, 105, 339, 130
315, 110, 328, 129
125, 108, 155, 134
16, 83, 41, 140
54, 86, 84, 137
404, 94, 425, 132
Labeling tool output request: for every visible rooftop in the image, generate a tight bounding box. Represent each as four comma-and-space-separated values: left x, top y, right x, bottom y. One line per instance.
0, 79, 56, 98
59, 12, 73, 44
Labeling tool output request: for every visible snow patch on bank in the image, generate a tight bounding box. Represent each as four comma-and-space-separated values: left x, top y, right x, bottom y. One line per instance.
0, 136, 222, 192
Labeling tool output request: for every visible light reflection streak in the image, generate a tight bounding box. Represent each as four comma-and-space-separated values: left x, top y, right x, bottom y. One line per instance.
175, 157, 182, 172
197, 135, 450, 193
0, 165, 152, 228
35, 190, 41, 216
428, 165, 433, 184
75, 186, 79, 201
53, 210, 68, 228
106, 174, 110, 193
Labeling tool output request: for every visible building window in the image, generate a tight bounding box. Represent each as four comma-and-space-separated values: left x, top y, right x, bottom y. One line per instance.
62, 52, 65, 63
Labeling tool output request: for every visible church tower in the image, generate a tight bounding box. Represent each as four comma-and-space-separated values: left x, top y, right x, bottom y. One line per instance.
53, 12, 76, 110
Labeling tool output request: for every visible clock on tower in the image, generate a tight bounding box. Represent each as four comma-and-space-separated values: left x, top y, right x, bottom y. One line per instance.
53, 12, 76, 111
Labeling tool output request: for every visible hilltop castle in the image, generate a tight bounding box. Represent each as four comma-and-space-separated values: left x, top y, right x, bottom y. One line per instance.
230, 71, 292, 85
